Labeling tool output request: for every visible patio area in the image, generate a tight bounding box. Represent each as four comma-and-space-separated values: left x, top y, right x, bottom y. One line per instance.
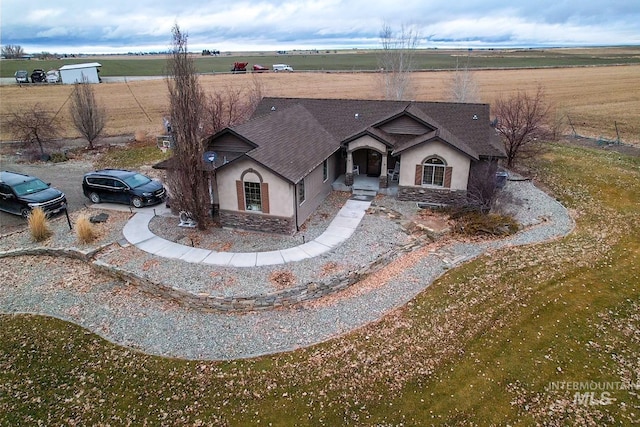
332, 174, 399, 196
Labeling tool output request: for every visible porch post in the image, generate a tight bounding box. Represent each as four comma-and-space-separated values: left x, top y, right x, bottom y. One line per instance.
379, 151, 389, 188
345, 150, 354, 186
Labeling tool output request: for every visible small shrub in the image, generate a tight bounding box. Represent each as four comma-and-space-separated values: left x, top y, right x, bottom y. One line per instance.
75, 215, 97, 244
451, 211, 519, 237
50, 152, 68, 163
28, 208, 52, 242
269, 270, 296, 289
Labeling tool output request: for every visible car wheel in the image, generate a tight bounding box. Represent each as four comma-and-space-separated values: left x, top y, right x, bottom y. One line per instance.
89, 192, 101, 204
132, 197, 144, 208
21, 208, 30, 219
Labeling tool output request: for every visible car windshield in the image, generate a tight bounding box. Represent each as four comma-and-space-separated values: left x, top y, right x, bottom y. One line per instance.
123, 173, 151, 188
12, 178, 49, 196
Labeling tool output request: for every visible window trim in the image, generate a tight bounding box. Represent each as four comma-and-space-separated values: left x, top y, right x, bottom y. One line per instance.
422, 157, 446, 187
244, 181, 262, 212
298, 179, 306, 205
322, 159, 328, 182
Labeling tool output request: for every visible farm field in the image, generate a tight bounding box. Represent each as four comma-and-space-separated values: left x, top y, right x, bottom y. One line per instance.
2, 46, 640, 76
1, 65, 639, 145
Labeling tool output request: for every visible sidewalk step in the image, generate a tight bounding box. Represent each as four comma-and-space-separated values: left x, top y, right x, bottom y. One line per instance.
352, 189, 377, 197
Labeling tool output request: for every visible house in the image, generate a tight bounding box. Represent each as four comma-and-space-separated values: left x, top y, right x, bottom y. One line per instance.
162, 97, 505, 234
58, 62, 102, 84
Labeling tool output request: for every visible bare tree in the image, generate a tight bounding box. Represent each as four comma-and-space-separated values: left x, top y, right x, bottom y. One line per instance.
69, 78, 107, 149
449, 56, 480, 103
493, 86, 552, 167
7, 104, 60, 158
2, 44, 25, 59
165, 24, 210, 229
201, 75, 263, 135
377, 23, 420, 100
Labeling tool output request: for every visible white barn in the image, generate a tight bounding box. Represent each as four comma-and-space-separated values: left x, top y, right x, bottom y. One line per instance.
59, 62, 102, 84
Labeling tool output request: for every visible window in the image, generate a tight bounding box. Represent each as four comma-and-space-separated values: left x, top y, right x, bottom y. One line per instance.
298, 179, 305, 205
422, 157, 446, 187
244, 182, 262, 211
323, 159, 328, 182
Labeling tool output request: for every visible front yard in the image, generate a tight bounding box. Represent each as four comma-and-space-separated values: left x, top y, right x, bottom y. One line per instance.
0, 143, 639, 425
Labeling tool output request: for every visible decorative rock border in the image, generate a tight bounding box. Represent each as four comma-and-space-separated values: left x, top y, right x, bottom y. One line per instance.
0, 230, 434, 313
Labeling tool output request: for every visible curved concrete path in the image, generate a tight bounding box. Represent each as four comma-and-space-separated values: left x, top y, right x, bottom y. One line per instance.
123, 197, 372, 267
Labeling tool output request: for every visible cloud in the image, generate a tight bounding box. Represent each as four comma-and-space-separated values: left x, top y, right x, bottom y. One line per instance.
1, 0, 638, 53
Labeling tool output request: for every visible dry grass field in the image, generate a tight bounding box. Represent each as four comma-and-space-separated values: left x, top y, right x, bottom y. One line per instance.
1, 65, 638, 145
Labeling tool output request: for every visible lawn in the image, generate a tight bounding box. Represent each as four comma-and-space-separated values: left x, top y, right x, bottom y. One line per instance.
1, 143, 638, 425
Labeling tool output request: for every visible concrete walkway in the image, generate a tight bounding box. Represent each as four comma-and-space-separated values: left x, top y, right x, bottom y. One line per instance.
122, 197, 372, 267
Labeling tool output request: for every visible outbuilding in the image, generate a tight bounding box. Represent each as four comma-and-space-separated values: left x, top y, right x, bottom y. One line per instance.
58, 62, 102, 84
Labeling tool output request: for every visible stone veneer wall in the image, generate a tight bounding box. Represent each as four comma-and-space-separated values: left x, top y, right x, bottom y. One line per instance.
219, 209, 296, 234
397, 186, 468, 206
91, 235, 429, 313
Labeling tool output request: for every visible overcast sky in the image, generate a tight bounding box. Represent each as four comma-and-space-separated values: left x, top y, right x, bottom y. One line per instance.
2, 0, 639, 54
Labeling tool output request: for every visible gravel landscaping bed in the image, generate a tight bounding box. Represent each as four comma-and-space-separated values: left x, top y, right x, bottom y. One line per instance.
0, 179, 575, 360
103, 195, 414, 297
0, 209, 131, 254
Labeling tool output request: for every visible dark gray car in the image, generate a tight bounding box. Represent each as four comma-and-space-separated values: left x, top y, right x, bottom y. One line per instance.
0, 171, 67, 218
82, 169, 165, 208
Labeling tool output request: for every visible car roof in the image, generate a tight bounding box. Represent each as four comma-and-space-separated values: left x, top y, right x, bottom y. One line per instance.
85, 169, 137, 179
0, 171, 37, 186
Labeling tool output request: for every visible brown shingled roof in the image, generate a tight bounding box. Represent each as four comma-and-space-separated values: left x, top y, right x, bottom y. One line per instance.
230, 103, 340, 184
253, 97, 506, 159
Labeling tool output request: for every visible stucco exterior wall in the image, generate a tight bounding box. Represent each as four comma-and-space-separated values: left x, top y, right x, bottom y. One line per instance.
216, 158, 294, 217
296, 153, 339, 227
347, 135, 387, 154
399, 140, 471, 190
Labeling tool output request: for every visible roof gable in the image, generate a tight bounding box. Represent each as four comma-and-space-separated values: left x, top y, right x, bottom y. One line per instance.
254, 97, 506, 159
231, 104, 340, 183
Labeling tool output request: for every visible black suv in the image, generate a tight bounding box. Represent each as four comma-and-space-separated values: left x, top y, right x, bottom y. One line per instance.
30, 69, 46, 83
82, 169, 166, 208
0, 171, 67, 218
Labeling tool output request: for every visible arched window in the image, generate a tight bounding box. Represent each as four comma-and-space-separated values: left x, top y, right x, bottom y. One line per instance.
422, 157, 446, 186
236, 169, 269, 213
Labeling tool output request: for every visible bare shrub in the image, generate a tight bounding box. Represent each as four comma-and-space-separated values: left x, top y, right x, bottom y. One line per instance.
69, 78, 107, 149
201, 77, 263, 135
467, 160, 499, 212
75, 215, 97, 244
269, 270, 296, 289
134, 130, 147, 142
7, 103, 60, 157
28, 208, 52, 242
450, 210, 519, 237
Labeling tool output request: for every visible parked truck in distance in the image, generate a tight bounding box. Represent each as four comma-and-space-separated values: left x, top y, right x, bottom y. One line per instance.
272, 64, 294, 72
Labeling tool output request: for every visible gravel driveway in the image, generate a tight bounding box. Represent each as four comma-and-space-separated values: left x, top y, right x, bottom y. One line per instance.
0, 159, 93, 232
0, 136, 132, 233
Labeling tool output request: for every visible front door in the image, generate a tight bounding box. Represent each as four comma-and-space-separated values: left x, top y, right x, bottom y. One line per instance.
366, 150, 382, 177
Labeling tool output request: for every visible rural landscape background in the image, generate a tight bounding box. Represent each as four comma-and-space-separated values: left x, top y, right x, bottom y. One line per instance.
1, 47, 639, 144
1, 47, 639, 425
